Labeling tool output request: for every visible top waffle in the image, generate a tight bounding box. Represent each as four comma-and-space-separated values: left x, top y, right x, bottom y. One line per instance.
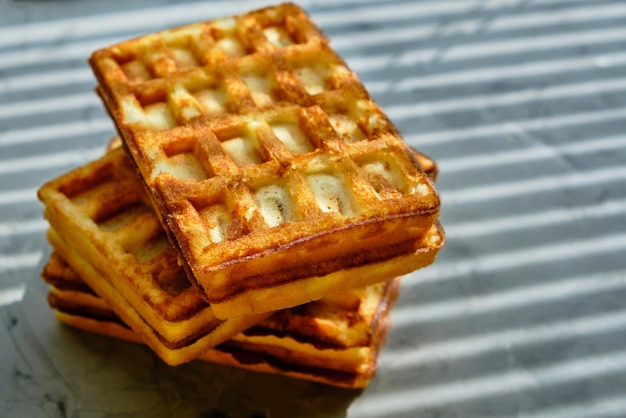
89, 3, 441, 318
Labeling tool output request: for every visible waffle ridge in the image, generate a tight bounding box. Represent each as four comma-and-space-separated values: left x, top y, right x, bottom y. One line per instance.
90, 3, 440, 317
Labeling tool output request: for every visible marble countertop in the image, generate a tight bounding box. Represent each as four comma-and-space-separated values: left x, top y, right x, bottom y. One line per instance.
2, 0, 626, 417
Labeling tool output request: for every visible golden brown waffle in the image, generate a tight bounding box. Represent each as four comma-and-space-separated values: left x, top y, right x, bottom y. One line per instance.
37, 148, 266, 365
107, 134, 440, 183
43, 251, 401, 388
38, 140, 442, 364
43, 252, 122, 325
89, 3, 441, 318
39, 145, 443, 320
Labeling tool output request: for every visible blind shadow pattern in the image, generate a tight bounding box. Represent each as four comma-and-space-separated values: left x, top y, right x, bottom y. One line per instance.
1, 0, 626, 417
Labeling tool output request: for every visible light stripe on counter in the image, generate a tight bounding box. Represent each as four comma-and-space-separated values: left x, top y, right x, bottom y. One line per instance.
388, 300, 626, 369
0, 284, 26, 308
0, 147, 104, 175
0, 188, 39, 206
0, 119, 114, 147
0, 93, 99, 121
387, 77, 626, 119
0, 251, 43, 272
403, 106, 626, 145
438, 134, 626, 173
393, 270, 626, 327
443, 164, 626, 204
383, 51, 626, 94
402, 232, 626, 286
350, 349, 626, 415
0, 219, 47, 238
522, 396, 626, 418
444, 198, 626, 239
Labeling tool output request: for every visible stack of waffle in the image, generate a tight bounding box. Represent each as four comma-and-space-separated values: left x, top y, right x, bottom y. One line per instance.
37, 3, 444, 388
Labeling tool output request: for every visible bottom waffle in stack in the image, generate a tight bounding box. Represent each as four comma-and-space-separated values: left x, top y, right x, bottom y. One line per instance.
37, 141, 443, 387
43, 251, 402, 388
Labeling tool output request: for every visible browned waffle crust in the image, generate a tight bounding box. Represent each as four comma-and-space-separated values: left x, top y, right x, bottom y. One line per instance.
89, 3, 441, 318
37, 148, 266, 365
38, 141, 443, 364
107, 135, 440, 184
44, 252, 401, 388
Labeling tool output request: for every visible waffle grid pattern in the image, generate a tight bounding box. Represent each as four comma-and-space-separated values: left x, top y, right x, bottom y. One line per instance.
90, 3, 440, 316
38, 148, 216, 339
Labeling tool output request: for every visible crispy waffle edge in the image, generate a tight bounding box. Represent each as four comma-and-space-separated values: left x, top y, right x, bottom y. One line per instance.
44, 252, 402, 388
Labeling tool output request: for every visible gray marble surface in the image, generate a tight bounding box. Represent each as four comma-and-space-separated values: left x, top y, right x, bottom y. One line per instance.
2, 0, 626, 417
